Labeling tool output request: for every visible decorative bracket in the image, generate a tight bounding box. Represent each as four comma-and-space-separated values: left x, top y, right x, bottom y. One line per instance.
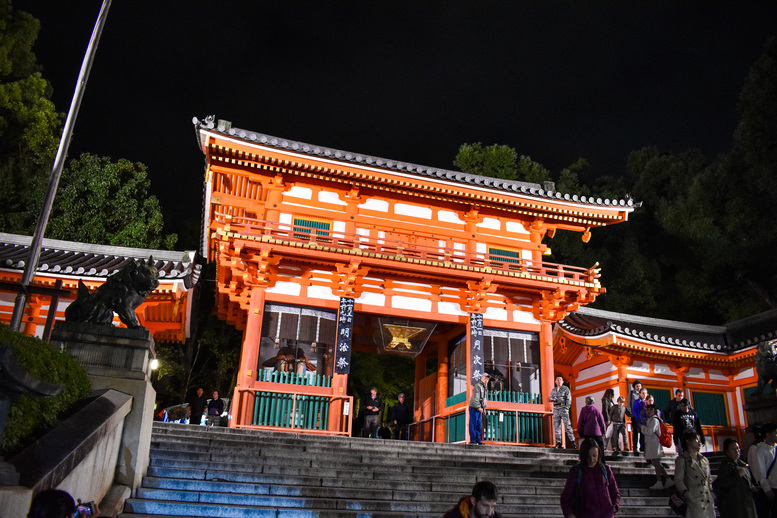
332, 261, 370, 299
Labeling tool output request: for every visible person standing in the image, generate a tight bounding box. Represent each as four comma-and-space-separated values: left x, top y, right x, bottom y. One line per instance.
390, 393, 411, 440
609, 397, 629, 452
601, 389, 614, 450
750, 422, 777, 518
713, 438, 757, 518
206, 390, 225, 427
664, 388, 686, 424
627, 380, 642, 452
645, 405, 673, 489
186, 387, 207, 425
363, 386, 384, 438
578, 396, 607, 458
469, 373, 489, 445
672, 398, 705, 455
675, 431, 715, 518
631, 387, 648, 453
550, 376, 576, 449
560, 438, 620, 518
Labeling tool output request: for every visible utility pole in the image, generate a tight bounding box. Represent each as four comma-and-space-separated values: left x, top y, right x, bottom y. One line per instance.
10, 0, 113, 331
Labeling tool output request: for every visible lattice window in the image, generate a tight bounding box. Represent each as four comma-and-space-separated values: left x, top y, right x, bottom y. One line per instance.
488, 247, 522, 265
293, 217, 331, 240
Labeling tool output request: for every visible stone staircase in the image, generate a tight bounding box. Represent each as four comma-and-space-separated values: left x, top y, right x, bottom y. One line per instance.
119, 422, 679, 517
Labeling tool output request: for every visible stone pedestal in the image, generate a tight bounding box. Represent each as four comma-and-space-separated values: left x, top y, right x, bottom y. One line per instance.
742, 391, 777, 457
744, 391, 777, 427
51, 322, 156, 492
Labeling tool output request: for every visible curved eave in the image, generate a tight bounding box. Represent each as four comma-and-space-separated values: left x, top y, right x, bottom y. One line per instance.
201, 130, 634, 229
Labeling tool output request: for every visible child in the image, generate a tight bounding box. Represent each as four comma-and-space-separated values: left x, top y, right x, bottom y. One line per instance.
609, 396, 629, 452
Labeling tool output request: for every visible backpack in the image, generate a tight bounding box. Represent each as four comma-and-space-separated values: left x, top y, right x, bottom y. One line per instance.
654, 417, 672, 448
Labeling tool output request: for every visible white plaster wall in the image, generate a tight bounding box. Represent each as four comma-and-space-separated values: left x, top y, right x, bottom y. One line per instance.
283, 186, 312, 199
505, 221, 529, 234
709, 370, 729, 381
629, 361, 650, 373
687, 368, 706, 378
438, 301, 467, 316
579, 362, 617, 382
265, 282, 302, 296
307, 285, 340, 301
318, 191, 346, 205
511, 310, 540, 325
477, 218, 501, 230
356, 292, 386, 307
279, 213, 292, 225
654, 364, 673, 375
392, 296, 431, 312
395, 203, 432, 219
483, 307, 508, 321
359, 199, 388, 212
438, 210, 464, 224
735, 367, 755, 380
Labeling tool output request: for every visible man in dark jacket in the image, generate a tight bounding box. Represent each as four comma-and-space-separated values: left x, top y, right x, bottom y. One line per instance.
672, 398, 704, 454
663, 388, 686, 424
363, 386, 384, 438
443, 480, 502, 518
186, 387, 208, 425
390, 393, 411, 440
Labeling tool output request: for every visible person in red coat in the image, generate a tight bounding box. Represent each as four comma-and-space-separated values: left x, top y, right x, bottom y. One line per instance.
561, 439, 620, 518
578, 396, 607, 459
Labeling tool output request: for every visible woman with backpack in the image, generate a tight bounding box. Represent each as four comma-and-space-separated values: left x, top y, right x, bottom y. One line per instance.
645, 404, 673, 489
560, 438, 620, 518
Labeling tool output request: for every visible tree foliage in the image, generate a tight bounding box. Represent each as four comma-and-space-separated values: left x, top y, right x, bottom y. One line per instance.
0, 0, 61, 234
0, 323, 91, 455
454, 37, 777, 325
46, 153, 177, 249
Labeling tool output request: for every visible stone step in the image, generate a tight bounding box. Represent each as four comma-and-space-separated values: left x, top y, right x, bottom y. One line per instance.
139, 475, 675, 507
122, 423, 679, 518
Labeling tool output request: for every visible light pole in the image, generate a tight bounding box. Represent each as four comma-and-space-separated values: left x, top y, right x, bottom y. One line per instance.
10, 0, 113, 332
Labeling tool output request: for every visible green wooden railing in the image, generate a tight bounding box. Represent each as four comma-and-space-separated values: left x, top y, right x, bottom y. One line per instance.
484, 410, 544, 444
486, 390, 542, 404
444, 411, 467, 443
257, 369, 331, 387
253, 391, 330, 430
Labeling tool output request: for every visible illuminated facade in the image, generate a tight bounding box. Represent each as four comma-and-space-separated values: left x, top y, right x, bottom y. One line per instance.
194, 116, 635, 442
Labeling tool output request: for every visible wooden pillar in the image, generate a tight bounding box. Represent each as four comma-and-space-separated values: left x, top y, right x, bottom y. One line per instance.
233, 286, 265, 427
435, 339, 449, 442
23, 295, 42, 336
540, 320, 555, 446
415, 354, 426, 418
328, 373, 349, 433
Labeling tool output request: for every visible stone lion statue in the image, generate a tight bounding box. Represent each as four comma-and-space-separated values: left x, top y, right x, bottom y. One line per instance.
65, 257, 159, 328
753, 339, 777, 395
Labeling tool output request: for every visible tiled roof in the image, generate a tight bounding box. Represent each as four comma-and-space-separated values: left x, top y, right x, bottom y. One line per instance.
193, 115, 640, 209
558, 306, 776, 354
0, 233, 201, 289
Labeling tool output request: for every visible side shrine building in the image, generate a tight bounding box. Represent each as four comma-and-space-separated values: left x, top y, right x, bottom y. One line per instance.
0, 233, 201, 344
193, 116, 637, 444
554, 306, 774, 451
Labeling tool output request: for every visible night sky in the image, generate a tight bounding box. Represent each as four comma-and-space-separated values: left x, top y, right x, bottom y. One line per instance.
14, 1, 777, 247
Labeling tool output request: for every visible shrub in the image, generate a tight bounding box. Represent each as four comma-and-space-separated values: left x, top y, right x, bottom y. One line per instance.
0, 323, 91, 455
